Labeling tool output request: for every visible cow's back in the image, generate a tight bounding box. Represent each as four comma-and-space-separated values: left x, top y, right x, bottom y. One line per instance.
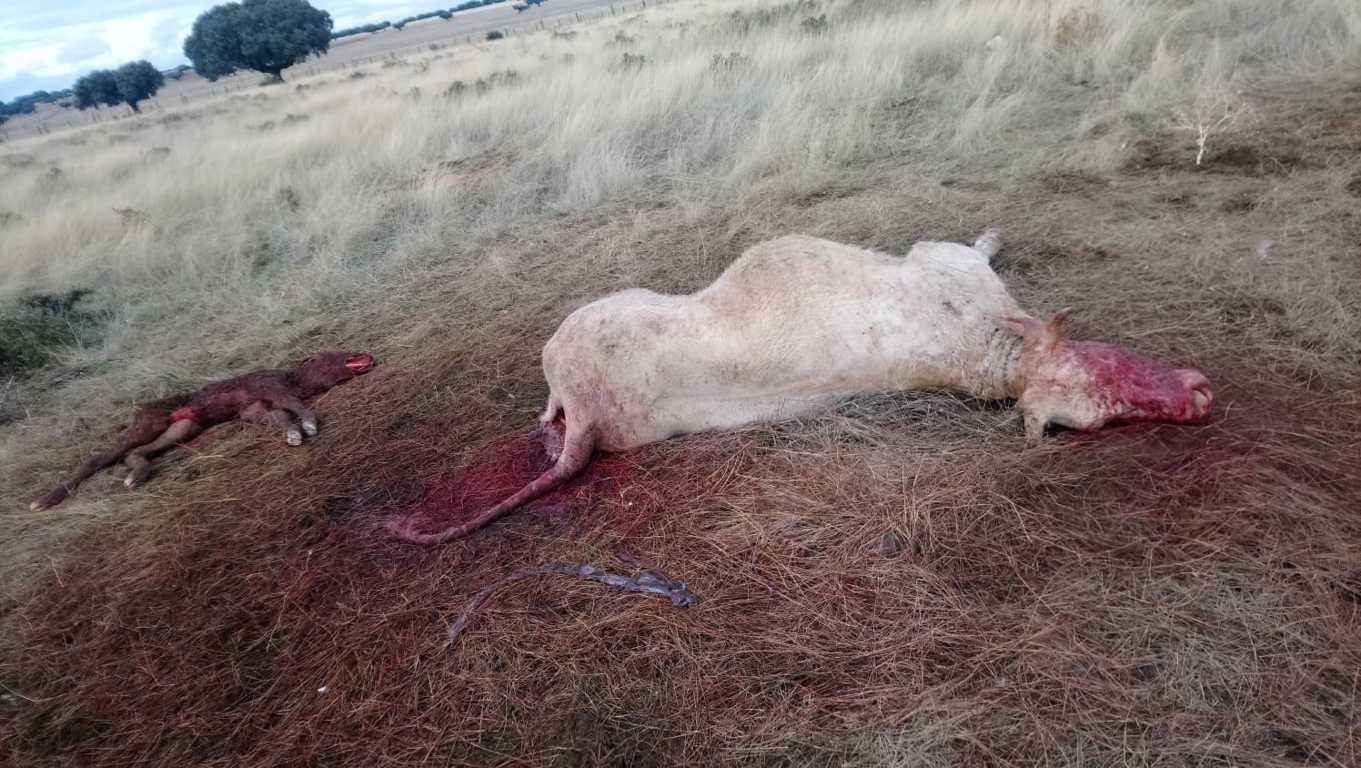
697, 234, 1013, 338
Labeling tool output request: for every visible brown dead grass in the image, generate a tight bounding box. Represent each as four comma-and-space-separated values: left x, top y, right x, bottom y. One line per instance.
4, 1, 1361, 765
4, 193, 1361, 766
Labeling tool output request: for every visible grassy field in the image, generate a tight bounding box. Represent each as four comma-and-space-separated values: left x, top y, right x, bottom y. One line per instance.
3, 0, 1361, 764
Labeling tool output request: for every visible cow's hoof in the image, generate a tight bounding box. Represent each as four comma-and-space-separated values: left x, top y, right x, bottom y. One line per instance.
287, 429, 304, 446
302, 420, 319, 437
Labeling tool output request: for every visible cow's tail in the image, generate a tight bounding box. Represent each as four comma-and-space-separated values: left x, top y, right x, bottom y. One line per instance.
386, 422, 597, 545
973, 229, 1003, 261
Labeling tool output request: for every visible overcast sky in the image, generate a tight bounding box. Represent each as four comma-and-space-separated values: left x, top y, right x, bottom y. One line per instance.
0, 0, 433, 101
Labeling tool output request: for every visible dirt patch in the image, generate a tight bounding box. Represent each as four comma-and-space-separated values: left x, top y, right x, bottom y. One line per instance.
1124, 136, 1313, 176
1152, 190, 1196, 209
937, 176, 1001, 193
1216, 294, 1286, 324
1318, 116, 1361, 151
1219, 192, 1258, 213
1037, 170, 1110, 194
787, 179, 873, 206
430, 149, 517, 188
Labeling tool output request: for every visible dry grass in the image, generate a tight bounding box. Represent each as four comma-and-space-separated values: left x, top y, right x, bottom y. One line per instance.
3, 0, 1361, 764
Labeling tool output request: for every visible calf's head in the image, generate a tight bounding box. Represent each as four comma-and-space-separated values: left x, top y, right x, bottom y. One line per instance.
1003, 310, 1212, 442
295, 350, 376, 394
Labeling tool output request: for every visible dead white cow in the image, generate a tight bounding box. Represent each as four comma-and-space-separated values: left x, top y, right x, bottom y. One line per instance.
388, 231, 1212, 543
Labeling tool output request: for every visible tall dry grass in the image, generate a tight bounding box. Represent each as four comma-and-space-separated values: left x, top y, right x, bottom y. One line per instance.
2, 0, 1361, 765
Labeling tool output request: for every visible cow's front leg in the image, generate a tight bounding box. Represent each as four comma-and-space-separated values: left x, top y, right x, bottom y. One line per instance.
270, 394, 319, 437
241, 401, 305, 446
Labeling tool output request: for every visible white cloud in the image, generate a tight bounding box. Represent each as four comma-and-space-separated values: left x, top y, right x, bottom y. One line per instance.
0, 10, 194, 83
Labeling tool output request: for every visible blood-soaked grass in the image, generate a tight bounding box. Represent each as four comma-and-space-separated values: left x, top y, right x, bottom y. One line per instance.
3, 323, 1360, 765
396, 421, 643, 540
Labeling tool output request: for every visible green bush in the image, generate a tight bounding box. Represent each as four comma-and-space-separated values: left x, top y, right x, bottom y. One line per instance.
727, 0, 819, 35
709, 52, 753, 73
0, 289, 107, 379
800, 14, 829, 34
613, 53, 648, 72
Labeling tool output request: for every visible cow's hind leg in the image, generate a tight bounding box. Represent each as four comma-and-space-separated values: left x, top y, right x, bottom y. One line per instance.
536, 418, 565, 463
973, 229, 1002, 261
31, 414, 171, 510
539, 392, 562, 424
122, 419, 202, 487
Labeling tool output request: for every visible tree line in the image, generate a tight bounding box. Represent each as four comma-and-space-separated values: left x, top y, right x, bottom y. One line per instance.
0, 89, 74, 126
5, 0, 541, 121
332, 0, 532, 39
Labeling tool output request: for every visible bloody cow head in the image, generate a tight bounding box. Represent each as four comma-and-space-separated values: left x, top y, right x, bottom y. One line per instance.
1003, 309, 1212, 442
295, 350, 376, 395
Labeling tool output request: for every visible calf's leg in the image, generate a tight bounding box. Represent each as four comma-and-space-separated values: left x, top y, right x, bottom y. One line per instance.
30, 413, 171, 510
240, 401, 304, 445
122, 419, 202, 487
270, 394, 319, 437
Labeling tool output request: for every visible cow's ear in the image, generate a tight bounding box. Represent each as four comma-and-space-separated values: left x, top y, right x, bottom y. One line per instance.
1002, 311, 1068, 355
1001, 314, 1051, 351
1046, 308, 1072, 337
1001, 314, 1038, 336
1038, 308, 1072, 351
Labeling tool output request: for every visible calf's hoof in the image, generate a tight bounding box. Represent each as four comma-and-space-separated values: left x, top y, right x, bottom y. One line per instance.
287, 429, 304, 446
302, 420, 319, 437
124, 469, 151, 487
30, 486, 70, 511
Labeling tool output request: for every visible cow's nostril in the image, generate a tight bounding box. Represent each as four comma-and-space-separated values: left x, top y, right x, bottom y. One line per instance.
1192, 387, 1211, 410
1171, 369, 1212, 417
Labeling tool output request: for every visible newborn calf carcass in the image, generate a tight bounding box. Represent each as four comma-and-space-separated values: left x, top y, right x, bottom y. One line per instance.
31, 350, 375, 510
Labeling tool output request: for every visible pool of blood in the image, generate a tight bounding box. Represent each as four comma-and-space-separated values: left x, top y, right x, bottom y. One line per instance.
404, 426, 636, 531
